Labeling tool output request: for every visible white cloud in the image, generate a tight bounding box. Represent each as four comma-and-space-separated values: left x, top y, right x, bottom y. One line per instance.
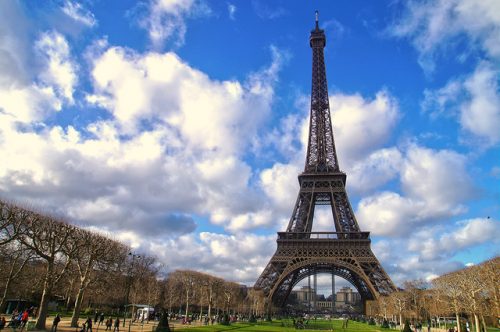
227, 3, 236, 20
145, 232, 276, 284
401, 145, 473, 210
331, 90, 400, 168
252, 1, 287, 20
260, 162, 300, 214
138, 0, 211, 48
368, 218, 499, 285
408, 218, 500, 260
348, 148, 403, 194
390, 0, 500, 72
460, 62, 500, 145
357, 145, 474, 236
0, 43, 286, 236
35, 31, 78, 103
0, 4, 69, 123
423, 61, 500, 146
61, 1, 97, 27
88, 46, 282, 154
357, 191, 426, 237
0, 85, 60, 123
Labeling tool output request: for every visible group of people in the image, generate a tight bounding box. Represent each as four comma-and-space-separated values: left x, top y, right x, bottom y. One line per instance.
3, 309, 31, 330
79, 315, 121, 332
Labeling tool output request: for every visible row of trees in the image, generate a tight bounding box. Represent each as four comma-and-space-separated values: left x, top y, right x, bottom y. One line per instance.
165, 270, 266, 319
0, 200, 266, 330
371, 257, 499, 330
2, 199, 497, 329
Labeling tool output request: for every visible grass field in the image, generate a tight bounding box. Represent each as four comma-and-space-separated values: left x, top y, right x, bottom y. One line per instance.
177, 319, 384, 332
174, 320, 500, 332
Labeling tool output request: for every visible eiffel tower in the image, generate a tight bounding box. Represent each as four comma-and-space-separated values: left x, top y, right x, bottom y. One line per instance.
254, 12, 396, 312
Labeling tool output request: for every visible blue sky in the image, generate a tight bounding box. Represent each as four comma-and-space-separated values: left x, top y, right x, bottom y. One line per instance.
0, 0, 499, 290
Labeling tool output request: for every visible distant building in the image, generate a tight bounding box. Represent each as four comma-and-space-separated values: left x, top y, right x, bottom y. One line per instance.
335, 286, 361, 304
293, 286, 316, 302
290, 285, 361, 312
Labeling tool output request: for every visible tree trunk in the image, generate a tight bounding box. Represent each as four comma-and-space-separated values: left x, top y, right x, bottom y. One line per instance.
36, 272, 54, 330
0, 273, 13, 312
71, 287, 86, 327
207, 299, 212, 321
65, 276, 77, 311
455, 313, 461, 332
184, 289, 189, 320
473, 314, 480, 332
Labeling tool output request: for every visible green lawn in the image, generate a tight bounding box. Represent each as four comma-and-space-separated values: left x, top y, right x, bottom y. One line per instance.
177, 319, 385, 332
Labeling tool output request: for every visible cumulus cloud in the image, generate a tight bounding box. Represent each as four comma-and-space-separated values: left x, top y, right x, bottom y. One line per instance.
0, 41, 286, 238
423, 61, 500, 146
348, 148, 403, 194
408, 218, 500, 260
35, 31, 78, 103
87, 45, 282, 152
357, 145, 475, 236
330, 90, 400, 168
460, 62, 500, 145
146, 232, 276, 284
370, 217, 499, 285
0, 4, 71, 123
389, 0, 500, 72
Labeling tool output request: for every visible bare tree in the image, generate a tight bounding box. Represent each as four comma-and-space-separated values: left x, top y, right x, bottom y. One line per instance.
70, 230, 127, 326
0, 200, 25, 247
478, 257, 499, 318
0, 242, 34, 311
388, 290, 408, 328
19, 212, 80, 330
433, 272, 464, 332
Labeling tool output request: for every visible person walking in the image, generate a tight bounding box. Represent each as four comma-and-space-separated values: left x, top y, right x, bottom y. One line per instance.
105, 318, 112, 331
99, 313, 105, 327
86, 317, 93, 332
19, 310, 29, 331
0, 317, 7, 330
51, 314, 61, 332
113, 318, 120, 332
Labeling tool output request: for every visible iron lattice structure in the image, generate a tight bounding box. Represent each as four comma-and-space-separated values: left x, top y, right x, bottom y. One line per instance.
254, 14, 396, 310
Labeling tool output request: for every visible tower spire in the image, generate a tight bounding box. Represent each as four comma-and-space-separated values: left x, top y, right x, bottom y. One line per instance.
306, 10, 339, 173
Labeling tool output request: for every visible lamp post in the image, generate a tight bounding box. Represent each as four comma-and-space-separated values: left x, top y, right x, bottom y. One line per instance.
124, 252, 140, 327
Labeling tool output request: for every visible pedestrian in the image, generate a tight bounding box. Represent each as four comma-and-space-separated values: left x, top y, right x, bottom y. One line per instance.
86, 317, 93, 332
19, 310, 29, 331
0, 317, 6, 330
105, 318, 112, 331
99, 313, 105, 327
94, 312, 99, 324
113, 318, 120, 332
52, 314, 61, 332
